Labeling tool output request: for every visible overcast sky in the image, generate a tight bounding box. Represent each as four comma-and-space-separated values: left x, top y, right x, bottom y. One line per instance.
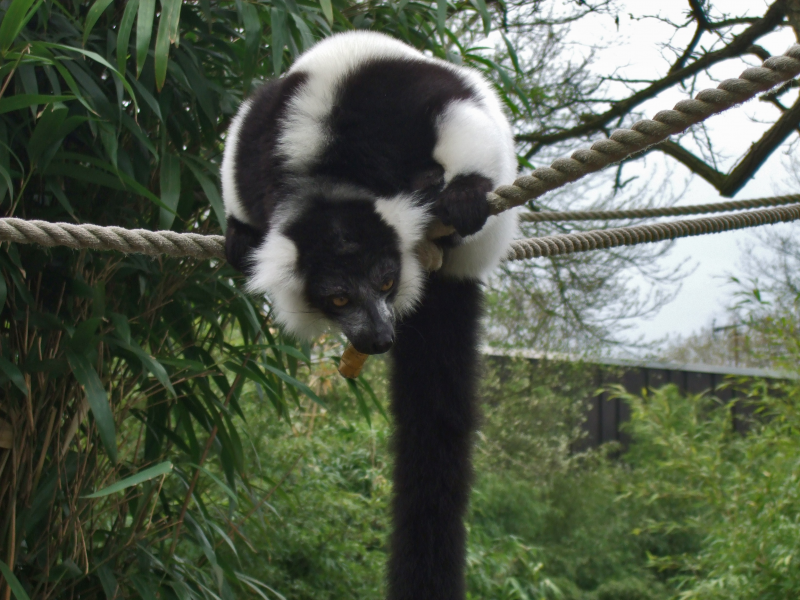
553, 0, 799, 348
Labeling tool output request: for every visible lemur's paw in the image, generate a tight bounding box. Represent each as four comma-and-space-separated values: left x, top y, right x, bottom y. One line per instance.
433, 173, 493, 237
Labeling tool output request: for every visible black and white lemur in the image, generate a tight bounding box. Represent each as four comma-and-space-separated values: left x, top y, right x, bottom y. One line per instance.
222, 31, 518, 600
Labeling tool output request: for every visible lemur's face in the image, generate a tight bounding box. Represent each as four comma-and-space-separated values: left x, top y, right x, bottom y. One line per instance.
286, 200, 404, 355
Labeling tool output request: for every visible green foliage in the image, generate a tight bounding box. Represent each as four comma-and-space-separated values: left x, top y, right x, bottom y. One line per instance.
617, 382, 800, 600
236, 406, 391, 600
0, 0, 528, 595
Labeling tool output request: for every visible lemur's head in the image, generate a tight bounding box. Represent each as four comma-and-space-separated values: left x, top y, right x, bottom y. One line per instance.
246, 181, 429, 354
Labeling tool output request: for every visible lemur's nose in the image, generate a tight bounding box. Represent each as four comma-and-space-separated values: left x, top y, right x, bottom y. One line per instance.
371, 335, 393, 355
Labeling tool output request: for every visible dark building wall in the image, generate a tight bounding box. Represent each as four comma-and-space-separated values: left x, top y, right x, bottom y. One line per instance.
488, 353, 791, 450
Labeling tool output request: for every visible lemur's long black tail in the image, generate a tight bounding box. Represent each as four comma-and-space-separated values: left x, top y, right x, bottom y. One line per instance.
387, 275, 482, 600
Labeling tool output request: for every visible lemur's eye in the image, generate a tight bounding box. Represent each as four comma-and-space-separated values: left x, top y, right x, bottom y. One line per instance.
381, 279, 394, 292
331, 296, 349, 307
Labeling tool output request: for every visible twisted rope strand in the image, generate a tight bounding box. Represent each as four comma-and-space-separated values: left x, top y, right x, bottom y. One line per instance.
490, 44, 800, 214
3, 45, 800, 263
520, 193, 800, 222
507, 204, 800, 261
3, 203, 799, 263
0, 218, 226, 260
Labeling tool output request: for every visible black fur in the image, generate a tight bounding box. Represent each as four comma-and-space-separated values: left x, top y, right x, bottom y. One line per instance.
315, 59, 474, 197
225, 44, 502, 599
388, 275, 482, 600
433, 173, 493, 236
232, 72, 307, 227
286, 199, 402, 354
225, 216, 265, 275
230, 57, 484, 235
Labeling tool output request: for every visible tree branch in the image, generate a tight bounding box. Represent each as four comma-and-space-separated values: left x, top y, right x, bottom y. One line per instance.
516, 0, 787, 148
655, 140, 726, 189
719, 93, 800, 196
653, 94, 800, 197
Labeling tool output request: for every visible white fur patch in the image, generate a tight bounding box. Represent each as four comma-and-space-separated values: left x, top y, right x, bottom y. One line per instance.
245, 231, 330, 340
374, 195, 431, 316
440, 210, 519, 281
276, 31, 428, 172
433, 68, 519, 281
221, 99, 254, 226
434, 98, 517, 187
457, 68, 517, 179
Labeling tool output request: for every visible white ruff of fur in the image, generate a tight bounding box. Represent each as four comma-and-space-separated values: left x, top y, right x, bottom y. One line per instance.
245, 232, 329, 340
374, 195, 431, 316
220, 99, 254, 226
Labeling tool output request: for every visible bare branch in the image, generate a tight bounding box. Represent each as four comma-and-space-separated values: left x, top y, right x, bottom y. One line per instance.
720, 94, 800, 196
655, 140, 726, 189
516, 0, 788, 148
652, 94, 800, 197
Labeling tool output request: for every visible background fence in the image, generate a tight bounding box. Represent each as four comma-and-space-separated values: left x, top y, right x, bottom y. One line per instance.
487, 350, 792, 451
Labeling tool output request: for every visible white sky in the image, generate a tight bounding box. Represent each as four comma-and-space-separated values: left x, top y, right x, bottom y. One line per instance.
554, 0, 799, 346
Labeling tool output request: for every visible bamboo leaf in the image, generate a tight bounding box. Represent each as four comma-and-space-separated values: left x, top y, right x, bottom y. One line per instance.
436, 0, 447, 39
346, 378, 371, 426
0, 95, 74, 115
66, 349, 118, 463
0, 0, 39, 52
27, 104, 68, 165
271, 8, 286, 76
0, 559, 30, 600
136, 0, 156, 77
96, 565, 120, 599
290, 13, 314, 52
262, 363, 326, 408
185, 462, 237, 501
469, 0, 492, 35
37, 43, 138, 110
154, 0, 181, 90
239, 0, 261, 86
0, 356, 28, 396
268, 344, 311, 365
224, 360, 284, 414
83, 0, 116, 46
0, 273, 6, 310
0, 163, 13, 205
319, 0, 333, 24
117, 0, 139, 73
110, 338, 176, 397
501, 31, 521, 74
108, 312, 131, 344
358, 375, 389, 422
183, 159, 225, 230
82, 461, 173, 498
159, 151, 181, 229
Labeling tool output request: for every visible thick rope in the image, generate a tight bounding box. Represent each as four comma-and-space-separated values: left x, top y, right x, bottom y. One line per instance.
520, 194, 800, 222
2, 45, 799, 263
507, 203, 800, 261
489, 44, 800, 214
0, 218, 226, 260
4, 203, 799, 262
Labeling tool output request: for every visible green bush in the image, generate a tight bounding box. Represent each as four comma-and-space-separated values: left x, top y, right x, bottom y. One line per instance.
618, 382, 800, 600
592, 577, 663, 600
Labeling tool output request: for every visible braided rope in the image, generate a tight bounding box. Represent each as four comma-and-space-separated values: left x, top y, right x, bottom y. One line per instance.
507, 204, 800, 261
3, 203, 799, 263
489, 44, 800, 214
520, 194, 800, 222
2, 45, 799, 263
0, 218, 226, 260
